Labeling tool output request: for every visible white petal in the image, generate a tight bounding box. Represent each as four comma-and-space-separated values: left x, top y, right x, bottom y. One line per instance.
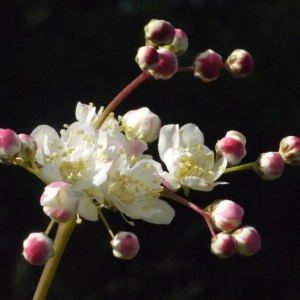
77, 196, 98, 221
158, 124, 179, 160
40, 164, 63, 183
159, 171, 180, 190
162, 148, 180, 175
179, 123, 204, 146
125, 140, 147, 156
212, 156, 227, 180
31, 125, 61, 164
180, 176, 214, 191
141, 199, 175, 224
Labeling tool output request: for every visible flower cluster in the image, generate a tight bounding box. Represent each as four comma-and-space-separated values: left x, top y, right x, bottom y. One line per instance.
1, 18, 299, 299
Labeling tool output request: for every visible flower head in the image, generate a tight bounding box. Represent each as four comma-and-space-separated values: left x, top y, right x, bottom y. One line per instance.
104, 155, 175, 224
157, 123, 227, 192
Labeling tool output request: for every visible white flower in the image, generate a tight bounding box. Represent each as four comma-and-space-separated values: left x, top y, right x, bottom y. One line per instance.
157, 123, 227, 191
31, 121, 110, 221
103, 155, 175, 224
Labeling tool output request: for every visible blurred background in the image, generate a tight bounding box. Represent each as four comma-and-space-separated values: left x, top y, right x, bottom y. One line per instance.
1, 0, 300, 299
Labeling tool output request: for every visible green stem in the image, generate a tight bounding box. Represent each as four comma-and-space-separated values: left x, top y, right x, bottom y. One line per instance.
93, 71, 152, 129
224, 162, 254, 173
33, 216, 77, 300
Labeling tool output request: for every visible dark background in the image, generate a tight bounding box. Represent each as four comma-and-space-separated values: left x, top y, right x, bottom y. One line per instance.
1, 0, 300, 299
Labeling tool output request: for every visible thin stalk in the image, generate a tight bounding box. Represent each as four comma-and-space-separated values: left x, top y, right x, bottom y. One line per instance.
33, 216, 77, 300
162, 188, 216, 237
94, 71, 152, 129
224, 162, 254, 173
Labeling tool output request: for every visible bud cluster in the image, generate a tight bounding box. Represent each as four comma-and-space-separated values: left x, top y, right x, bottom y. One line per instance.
207, 200, 261, 258
136, 20, 255, 83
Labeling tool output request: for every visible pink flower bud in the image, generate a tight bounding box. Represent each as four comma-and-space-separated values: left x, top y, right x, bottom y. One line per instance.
144, 19, 175, 46
232, 225, 261, 256
18, 134, 37, 161
23, 232, 54, 265
216, 130, 246, 166
253, 152, 284, 180
135, 46, 160, 70
122, 107, 161, 143
210, 200, 244, 232
0, 128, 22, 162
161, 28, 188, 56
111, 232, 140, 260
279, 136, 300, 165
211, 232, 236, 258
225, 49, 254, 78
149, 49, 178, 80
193, 49, 223, 82
41, 182, 79, 223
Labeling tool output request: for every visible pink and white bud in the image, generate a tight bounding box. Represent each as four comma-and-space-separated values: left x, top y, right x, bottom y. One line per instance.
111, 232, 140, 260
232, 225, 261, 256
193, 49, 223, 82
161, 28, 188, 56
122, 107, 161, 143
0, 128, 22, 162
210, 200, 244, 232
144, 19, 175, 46
279, 136, 300, 165
225, 49, 254, 78
135, 46, 160, 70
23, 232, 54, 265
253, 152, 284, 180
40, 182, 79, 223
211, 232, 236, 258
216, 130, 246, 166
149, 49, 178, 80
18, 134, 37, 161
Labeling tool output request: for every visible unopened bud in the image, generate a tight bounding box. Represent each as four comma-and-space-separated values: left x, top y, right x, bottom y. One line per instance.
149, 49, 178, 80
232, 225, 261, 256
161, 28, 188, 56
211, 232, 236, 258
279, 136, 300, 165
122, 107, 161, 143
0, 128, 22, 163
193, 49, 223, 82
253, 152, 284, 180
23, 232, 54, 265
144, 19, 175, 46
216, 130, 246, 166
41, 182, 79, 223
225, 49, 254, 78
209, 200, 244, 232
18, 134, 37, 161
135, 46, 160, 70
111, 232, 140, 260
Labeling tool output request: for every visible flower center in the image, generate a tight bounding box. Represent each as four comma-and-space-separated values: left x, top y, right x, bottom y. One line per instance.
176, 144, 215, 181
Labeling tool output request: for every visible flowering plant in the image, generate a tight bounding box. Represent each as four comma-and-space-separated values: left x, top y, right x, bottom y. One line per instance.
1, 19, 299, 299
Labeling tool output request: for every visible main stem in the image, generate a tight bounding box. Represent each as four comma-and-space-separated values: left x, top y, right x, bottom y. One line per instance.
94, 70, 152, 129
33, 216, 77, 300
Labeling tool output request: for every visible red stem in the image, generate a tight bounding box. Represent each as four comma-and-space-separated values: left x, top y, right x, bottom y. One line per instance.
162, 188, 216, 237
94, 71, 152, 129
